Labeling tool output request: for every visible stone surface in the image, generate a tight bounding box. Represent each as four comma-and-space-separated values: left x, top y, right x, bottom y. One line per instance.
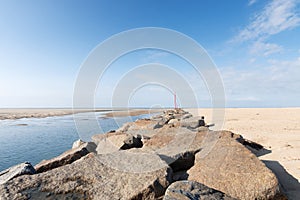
92, 131, 128, 145
180, 117, 202, 129
143, 127, 209, 173
72, 139, 85, 149
95, 148, 171, 173
163, 180, 235, 200
143, 127, 206, 153
0, 153, 173, 200
181, 113, 193, 119
188, 131, 286, 200
120, 134, 143, 150
167, 118, 180, 126
94, 132, 145, 154
0, 162, 36, 185
94, 132, 129, 154
35, 142, 96, 173
197, 126, 210, 132
117, 119, 162, 134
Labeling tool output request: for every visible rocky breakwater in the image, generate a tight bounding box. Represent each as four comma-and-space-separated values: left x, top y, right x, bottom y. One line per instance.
0, 109, 287, 200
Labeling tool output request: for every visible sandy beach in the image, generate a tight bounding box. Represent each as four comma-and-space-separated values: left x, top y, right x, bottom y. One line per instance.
187, 107, 300, 199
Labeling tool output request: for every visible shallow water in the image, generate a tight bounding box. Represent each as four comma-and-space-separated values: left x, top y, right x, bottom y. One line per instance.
0, 112, 153, 171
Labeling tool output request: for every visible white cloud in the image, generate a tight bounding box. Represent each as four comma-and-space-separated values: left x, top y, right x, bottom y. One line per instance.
220, 56, 300, 106
267, 57, 300, 83
249, 40, 283, 56
248, 0, 258, 6
232, 0, 300, 56
235, 0, 300, 42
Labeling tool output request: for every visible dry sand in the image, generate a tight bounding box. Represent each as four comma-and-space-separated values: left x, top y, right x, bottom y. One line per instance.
187, 108, 300, 199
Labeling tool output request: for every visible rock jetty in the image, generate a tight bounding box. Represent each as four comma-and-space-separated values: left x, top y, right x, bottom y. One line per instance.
0, 109, 287, 200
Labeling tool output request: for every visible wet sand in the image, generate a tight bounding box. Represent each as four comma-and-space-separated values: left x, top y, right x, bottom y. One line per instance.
0, 108, 111, 120
104, 109, 164, 117
0, 108, 163, 120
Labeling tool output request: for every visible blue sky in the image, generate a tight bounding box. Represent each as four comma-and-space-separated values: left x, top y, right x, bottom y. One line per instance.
0, 0, 299, 108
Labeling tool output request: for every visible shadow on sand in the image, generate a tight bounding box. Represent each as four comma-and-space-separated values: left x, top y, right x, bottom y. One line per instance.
263, 160, 300, 200
255, 148, 272, 157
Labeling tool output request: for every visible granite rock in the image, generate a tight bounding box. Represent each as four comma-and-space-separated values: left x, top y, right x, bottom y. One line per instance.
188, 131, 286, 200
0, 153, 172, 200
163, 180, 235, 200
35, 142, 96, 173
0, 162, 36, 185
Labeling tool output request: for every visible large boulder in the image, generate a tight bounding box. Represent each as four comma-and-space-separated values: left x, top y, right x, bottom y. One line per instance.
167, 118, 180, 126
143, 127, 207, 153
117, 119, 162, 134
94, 132, 144, 154
35, 141, 96, 173
180, 117, 203, 129
95, 148, 171, 173
72, 139, 85, 149
94, 132, 130, 154
181, 113, 193, 120
0, 162, 36, 185
0, 153, 173, 200
120, 135, 143, 150
92, 131, 127, 144
142, 127, 209, 172
188, 131, 286, 200
163, 180, 235, 200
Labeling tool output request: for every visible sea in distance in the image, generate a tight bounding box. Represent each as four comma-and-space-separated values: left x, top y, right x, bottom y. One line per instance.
0, 111, 154, 171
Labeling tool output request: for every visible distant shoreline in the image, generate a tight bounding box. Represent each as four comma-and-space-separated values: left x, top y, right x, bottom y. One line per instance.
0, 109, 110, 120
0, 108, 164, 120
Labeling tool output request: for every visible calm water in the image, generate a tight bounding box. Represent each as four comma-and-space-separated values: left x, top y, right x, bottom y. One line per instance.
0, 112, 153, 171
